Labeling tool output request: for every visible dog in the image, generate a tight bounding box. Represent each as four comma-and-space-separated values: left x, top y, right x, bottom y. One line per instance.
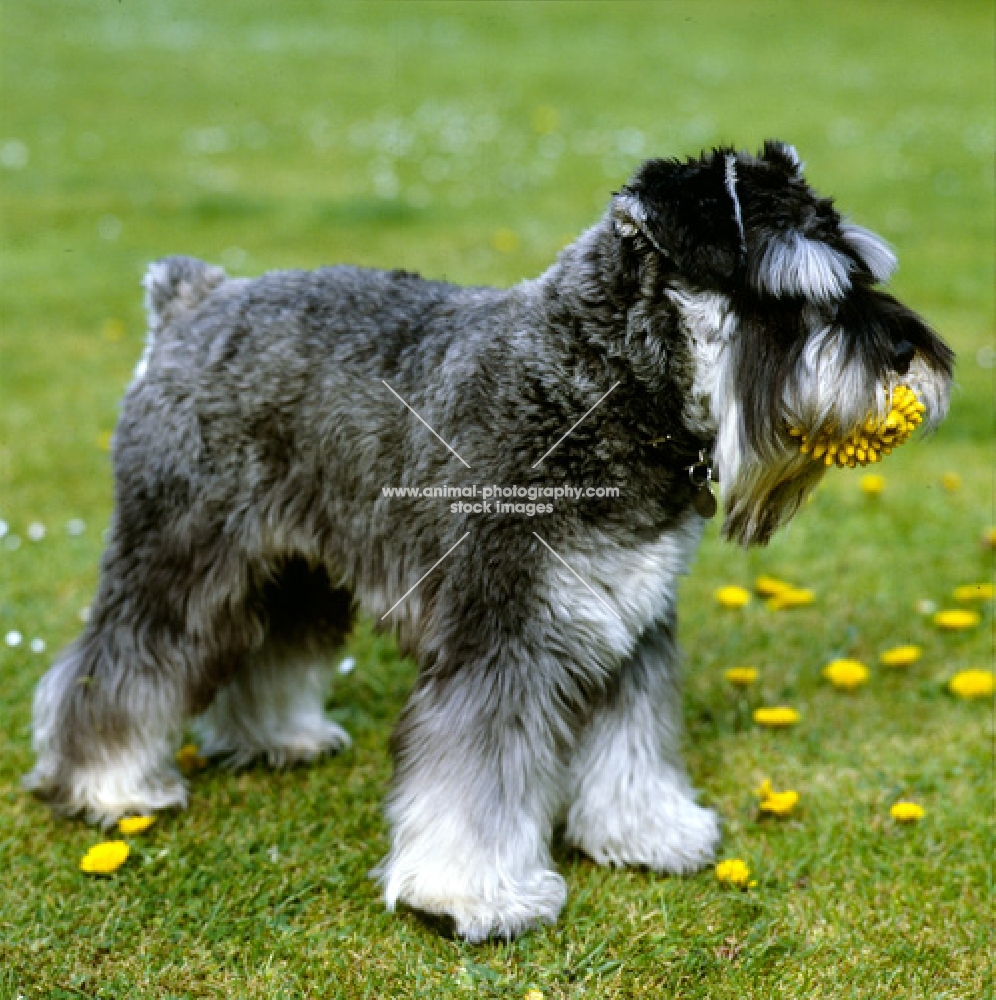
27, 141, 953, 941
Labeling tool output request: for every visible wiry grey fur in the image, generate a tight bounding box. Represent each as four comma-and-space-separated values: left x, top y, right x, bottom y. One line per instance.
27, 141, 953, 941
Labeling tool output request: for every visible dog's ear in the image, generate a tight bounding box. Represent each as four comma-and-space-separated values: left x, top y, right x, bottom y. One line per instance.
759, 139, 804, 178
613, 154, 746, 283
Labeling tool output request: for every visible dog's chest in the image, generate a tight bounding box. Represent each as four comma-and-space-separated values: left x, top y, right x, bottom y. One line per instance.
543, 513, 704, 661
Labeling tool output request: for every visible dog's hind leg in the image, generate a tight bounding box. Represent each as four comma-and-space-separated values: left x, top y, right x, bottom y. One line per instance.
563, 615, 720, 873
193, 560, 355, 768
25, 529, 256, 826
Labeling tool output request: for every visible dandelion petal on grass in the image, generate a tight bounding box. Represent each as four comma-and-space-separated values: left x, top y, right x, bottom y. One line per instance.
80, 840, 129, 874
118, 815, 155, 835
933, 609, 980, 630
754, 575, 793, 597
715, 858, 751, 888
948, 669, 994, 699
753, 706, 800, 727
725, 666, 758, 687
822, 658, 870, 690
766, 587, 815, 610
715, 585, 750, 608
890, 801, 925, 822
756, 779, 800, 817
879, 644, 921, 667
952, 583, 994, 602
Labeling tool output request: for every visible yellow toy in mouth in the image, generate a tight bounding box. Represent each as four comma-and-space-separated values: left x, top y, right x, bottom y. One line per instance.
789, 384, 926, 468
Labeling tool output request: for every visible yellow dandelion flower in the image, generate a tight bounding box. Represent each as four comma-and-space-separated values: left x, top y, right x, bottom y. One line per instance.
753, 706, 800, 727
766, 587, 815, 610
754, 575, 794, 597
941, 472, 962, 492
890, 801, 925, 823
176, 743, 207, 773
118, 815, 155, 836
756, 779, 800, 817
879, 645, 921, 668
948, 669, 995, 699
791, 384, 925, 468
860, 474, 886, 495
953, 583, 994, 602
524, 991, 545, 1000
725, 666, 759, 687
933, 609, 980, 631
715, 585, 750, 608
715, 859, 751, 888
823, 658, 870, 690
80, 840, 130, 874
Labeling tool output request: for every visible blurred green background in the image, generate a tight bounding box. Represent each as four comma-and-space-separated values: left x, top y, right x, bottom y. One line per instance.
0, 2, 992, 998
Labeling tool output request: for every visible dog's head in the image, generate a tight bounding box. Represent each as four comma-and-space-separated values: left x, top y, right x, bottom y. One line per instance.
613, 142, 954, 545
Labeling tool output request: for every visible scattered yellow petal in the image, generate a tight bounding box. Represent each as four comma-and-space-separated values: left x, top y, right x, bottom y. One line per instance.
879, 645, 921, 668
948, 669, 995, 699
890, 801, 925, 823
97, 430, 113, 452
725, 666, 758, 687
80, 840, 130, 874
524, 991, 545, 1000
176, 743, 207, 773
766, 588, 815, 610
754, 575, 794, 597
491, 228, 519, 254
941, 472, 962, 492
953, 583, 994, 602
756, 779, 800, 817
983, 527, 996, 550
715, 859, 751, 888
118, 815, 155, 835
753, 706, 800, 728
860, 474, 886, 495
933, 609, 980, 631
822, 658, 870, 690
715, 585, 750, 608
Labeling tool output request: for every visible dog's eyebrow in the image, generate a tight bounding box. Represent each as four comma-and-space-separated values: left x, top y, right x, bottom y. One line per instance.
725, 154, 746, 252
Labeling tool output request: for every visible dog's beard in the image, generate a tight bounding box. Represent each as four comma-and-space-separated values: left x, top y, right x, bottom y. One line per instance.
714, 323, 951, 547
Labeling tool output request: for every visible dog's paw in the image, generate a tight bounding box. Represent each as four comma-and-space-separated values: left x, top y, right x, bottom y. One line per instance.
24, 757, 188, 828
566, 780, 721, 875
378, 857, 566, 942
193, 715, 350, 770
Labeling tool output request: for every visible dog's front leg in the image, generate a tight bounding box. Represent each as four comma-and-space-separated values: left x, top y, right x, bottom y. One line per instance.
564, 614, 720, 873
377, 653, 569, 942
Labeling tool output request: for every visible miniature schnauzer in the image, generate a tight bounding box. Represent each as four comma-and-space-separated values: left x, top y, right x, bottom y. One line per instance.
28, 141, 953, 940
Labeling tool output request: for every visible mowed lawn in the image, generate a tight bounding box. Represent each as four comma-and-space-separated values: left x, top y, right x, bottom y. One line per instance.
0, 2, 992, 998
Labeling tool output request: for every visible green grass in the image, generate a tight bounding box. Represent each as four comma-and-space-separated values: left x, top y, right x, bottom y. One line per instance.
0, 1, 993, 997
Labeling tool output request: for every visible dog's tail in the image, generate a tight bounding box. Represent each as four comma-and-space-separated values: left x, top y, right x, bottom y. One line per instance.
135, 256, 227, 380
143, 255, 228, 337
